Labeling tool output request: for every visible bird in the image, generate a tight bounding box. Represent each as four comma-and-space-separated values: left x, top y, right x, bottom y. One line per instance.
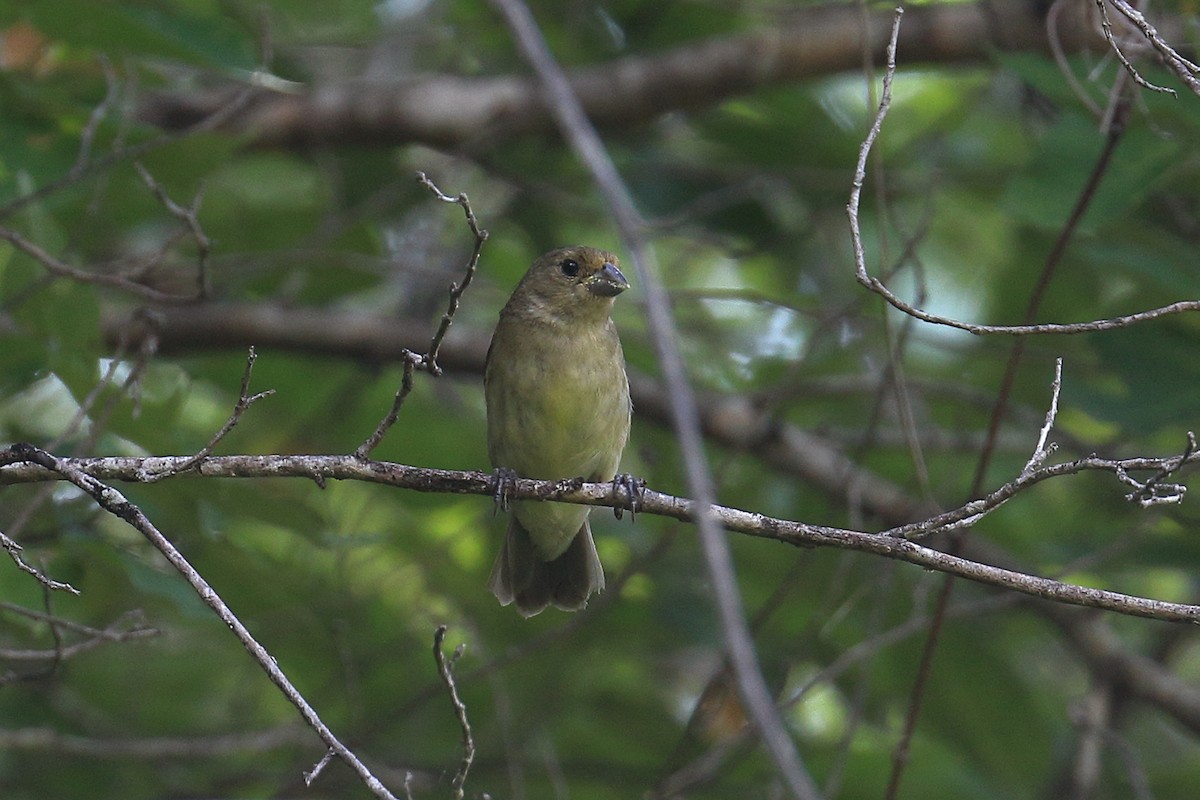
484, 245, 632, 616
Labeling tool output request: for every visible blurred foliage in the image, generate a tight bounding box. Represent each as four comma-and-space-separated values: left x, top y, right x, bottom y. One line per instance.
2, 1, 1200, 799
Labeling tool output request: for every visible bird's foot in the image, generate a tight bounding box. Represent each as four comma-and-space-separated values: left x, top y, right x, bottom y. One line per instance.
611, 473, 646, 521
491, 467, 519, 514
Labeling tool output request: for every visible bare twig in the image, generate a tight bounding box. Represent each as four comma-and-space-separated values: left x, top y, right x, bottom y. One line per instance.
1093, 0, 1175, 95
1116, 431, 1195, 507
353, 173, 488, 458
882, 429, 1197, 540
0, 531, 79, 595
71, 56, 121, 178
134, 162, 213, 298
1, 446, 1199, 622
434, 626, 476, 800
142, 347, 274, 482
304, 749, 336, 786
0, 606, 157, 661
488, 1, 821, 797
0, 445, 398, 800
415, 172, 489, 376
847, 18, 1195, 339
354, 351, 423, 459
1104, 0, 1200, 96
0, 725, 311, 758
0, 225, 198, 304
1022, 358, 1063, 476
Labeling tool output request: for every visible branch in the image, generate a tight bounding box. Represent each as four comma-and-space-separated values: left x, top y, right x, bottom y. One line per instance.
0, 225, 198, 304
0, 530, 79, 595
849, 85, 1195, 337
97, 301, 953, 521
1103, 0, 1200, 97
4, 446, 1198, 623
433, 626, 476, 800
0, 725, 311, 758
134, 161, 213, 299
0, 605, 157, 662
135, 0, 1111, 150
0, 444, 398, 800
142, 346, 274, 483
489, 0, 820, 797
353, 172, 488, 459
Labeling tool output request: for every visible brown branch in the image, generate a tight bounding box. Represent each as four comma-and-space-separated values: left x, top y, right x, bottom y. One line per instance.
415, 172, 489, 377
0, 725, 311, 758
1104, 0, 1200, 97
0, 610, 158, 663
3, 446, 1197, 623
353, 172, 488, 459
98, 302, 946, 522
433, 626, 476, 800
489, 0, 820, 796
1047, 605, 1200, 735
134, 161, 213, 299
0, 530, 78, 595
142, 347, 274, 483
0, 444, 399, 800
135, 0, 1109, 150
0, 225, 198, 304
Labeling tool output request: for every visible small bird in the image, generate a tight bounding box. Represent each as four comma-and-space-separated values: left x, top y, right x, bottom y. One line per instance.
485, 246, 632, 616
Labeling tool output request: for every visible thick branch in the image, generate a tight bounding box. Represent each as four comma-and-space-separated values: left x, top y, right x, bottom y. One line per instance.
136, 0, 1105, 150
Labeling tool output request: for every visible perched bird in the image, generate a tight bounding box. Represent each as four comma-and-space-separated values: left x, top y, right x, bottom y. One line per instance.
485, 246, 632, 617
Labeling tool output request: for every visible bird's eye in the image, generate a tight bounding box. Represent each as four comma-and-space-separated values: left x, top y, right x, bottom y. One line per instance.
559, 259, 580, 277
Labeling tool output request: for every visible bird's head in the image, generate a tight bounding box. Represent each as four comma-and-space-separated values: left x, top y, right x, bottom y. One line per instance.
513, 246, 629, 324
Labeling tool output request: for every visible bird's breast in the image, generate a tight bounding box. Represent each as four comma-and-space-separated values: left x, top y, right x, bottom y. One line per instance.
485, 321, 630, 483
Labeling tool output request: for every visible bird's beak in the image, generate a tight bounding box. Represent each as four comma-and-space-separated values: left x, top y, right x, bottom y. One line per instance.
586, 262, 629, 297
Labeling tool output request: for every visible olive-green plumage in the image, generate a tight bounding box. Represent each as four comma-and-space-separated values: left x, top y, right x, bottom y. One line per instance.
485, 246, 632, 617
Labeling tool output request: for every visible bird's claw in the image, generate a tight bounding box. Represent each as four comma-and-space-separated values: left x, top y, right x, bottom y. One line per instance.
491, 467, 519, 514
611, 473, 645, 521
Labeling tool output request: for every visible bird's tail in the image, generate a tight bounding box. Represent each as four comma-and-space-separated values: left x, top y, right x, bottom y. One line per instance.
488, 517, 605, 617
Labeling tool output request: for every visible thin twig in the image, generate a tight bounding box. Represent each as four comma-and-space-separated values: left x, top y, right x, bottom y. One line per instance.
0, 225, 198, 304
416, 172, 489, 376
847, 18, 1196, 340
304, 749, 336, 786
1105, 0, 1200, 96
0, 445, 398, 800
1022, 358, 1063, 476
1116, 431, 1195, 507
353, 173, 488, 458
70, 55, 121, 178
354, 352, 422, 459
143, 347, 274, 482
434, 625, 476, 800
0, 531, 79, 595
134, 161, 213, 298
1093, 0, 1175, 96
488, 1, 821, 798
